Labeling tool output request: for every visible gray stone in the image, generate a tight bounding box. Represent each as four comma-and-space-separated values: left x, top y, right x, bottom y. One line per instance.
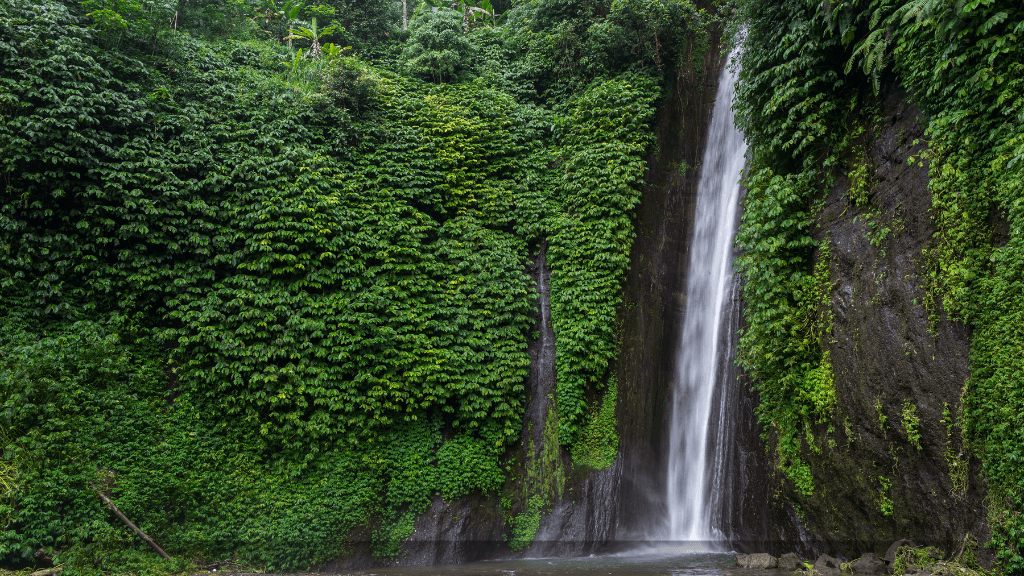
737, 553, 779, 569
885, 540, 917, 565
851, 553, 887, 575
32, 548, 53, 567
814, 554, 843, 576
779, 552, 802, 571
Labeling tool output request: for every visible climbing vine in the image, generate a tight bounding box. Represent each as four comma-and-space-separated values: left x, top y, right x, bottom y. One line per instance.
0, 0, 718, 570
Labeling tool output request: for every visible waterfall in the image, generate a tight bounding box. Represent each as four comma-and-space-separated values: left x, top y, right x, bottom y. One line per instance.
665, 56, 746, 543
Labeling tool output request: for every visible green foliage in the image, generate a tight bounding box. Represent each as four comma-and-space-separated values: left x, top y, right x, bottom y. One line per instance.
901, 400, 922, 451
323, 0, 397, 50
0, 442, 14, 531
0, 320, 509, 570
736, 0, 1024, 570
0, 0, 540, 450
371, 511, 416, 560
507, 494, 544, 552
0, 0, 692, 567
83, 0, 174, 49
402, 8, 474, 82
548, 75, 657, 444
941, 402, 969, 500
603, 0, 709, 72
875, 398, 888, 431
0, 320, 168, 566
530, 408, 566, 502
0, 0, 521, 566
508, 405, 564, 552
284, 17, 342, 57
570, 378, 619, 470
848, 150, 873, 207
419, 0, 503, 28
174, 0, 253, 38
879, 476, 893, 517
733, 165, 835, 494
502, 0, 717, 98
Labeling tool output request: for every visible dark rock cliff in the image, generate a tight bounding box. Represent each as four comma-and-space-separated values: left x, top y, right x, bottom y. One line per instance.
759, 87, 990, 560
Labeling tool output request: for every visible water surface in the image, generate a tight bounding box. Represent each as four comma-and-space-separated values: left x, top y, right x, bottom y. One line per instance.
323, 550, 781, 576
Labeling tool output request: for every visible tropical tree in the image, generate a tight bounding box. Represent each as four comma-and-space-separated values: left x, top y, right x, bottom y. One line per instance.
418, 0, 500, 28
402, 7, 474, 81
286, 16, 341, 58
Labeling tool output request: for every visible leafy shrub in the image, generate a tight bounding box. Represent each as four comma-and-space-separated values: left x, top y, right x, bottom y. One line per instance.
507, 0, 715, 97
570, 378, 619, 470
548, 74, 658, 445
402, 8, 474, 82
326, 0, 398, 50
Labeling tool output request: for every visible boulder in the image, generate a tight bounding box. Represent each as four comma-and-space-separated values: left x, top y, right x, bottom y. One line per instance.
851, 553, 887, 575
814, 554, 843, 576
737, 553, 779, 569
779, 552, 803, 571
884, 540, 917, 566
33, 548, 54, 567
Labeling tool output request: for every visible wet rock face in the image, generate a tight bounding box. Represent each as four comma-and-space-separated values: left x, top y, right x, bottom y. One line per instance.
788, 87, 988, 557
612, 31, 729, 539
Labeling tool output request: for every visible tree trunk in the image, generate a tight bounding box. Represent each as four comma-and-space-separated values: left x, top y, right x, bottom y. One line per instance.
175, 0, 185, 29
95, 489, 171, 560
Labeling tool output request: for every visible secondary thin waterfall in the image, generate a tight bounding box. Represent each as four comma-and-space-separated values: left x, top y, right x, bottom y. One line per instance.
665, 57, 746, 542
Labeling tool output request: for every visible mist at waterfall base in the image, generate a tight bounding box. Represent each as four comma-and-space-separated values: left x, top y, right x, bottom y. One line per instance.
330, 550, 750, 575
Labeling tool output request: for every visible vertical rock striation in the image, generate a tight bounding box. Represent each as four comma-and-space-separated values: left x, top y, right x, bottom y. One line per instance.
725, 87, 990, 560
788, 87, 988, 557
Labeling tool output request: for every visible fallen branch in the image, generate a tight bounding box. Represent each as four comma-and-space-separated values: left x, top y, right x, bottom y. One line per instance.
93, 488, 170, 560
30, 568, 62, 576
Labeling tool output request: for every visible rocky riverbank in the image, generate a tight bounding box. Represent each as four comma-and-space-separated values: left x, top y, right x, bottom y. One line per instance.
737, 538, 988, 576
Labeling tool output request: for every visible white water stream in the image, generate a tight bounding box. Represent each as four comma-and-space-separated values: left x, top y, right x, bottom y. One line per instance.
665, 57, 746, 543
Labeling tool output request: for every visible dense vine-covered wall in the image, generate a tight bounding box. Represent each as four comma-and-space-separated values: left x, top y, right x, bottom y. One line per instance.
0, 0, 720, 571
734, 0, 1023, 571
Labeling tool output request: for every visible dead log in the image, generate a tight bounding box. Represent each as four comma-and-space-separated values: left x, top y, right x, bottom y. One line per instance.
30, 568, 62, 576
93, 489, 170, 560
